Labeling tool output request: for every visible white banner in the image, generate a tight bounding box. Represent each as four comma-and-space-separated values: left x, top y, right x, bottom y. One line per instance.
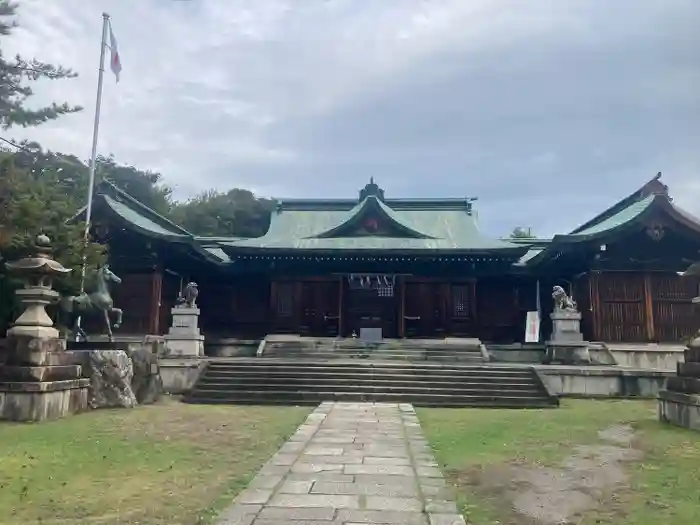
525, 311, 540, 343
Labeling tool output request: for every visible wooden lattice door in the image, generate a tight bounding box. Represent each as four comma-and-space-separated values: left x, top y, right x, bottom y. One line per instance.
301, 280, 340, 337
596, 274, 646, 342
650, 273, 699, 342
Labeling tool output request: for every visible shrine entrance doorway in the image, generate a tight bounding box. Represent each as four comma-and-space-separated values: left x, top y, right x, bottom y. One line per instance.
343, 274, 399, 339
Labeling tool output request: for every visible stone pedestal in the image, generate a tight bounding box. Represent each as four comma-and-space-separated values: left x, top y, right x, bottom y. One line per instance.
164, 307, 204, 357
658, 335, 700, 431
545, 310, 591, 365
0, 233, 88, 421
0, 335, 89, 421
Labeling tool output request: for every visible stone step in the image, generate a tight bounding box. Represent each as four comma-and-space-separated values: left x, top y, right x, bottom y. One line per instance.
206, 363, 532, 373
184, 358, 557, 409
266, 349, 484, 354
263, 353, 484, 362
184, 390, 557, 408
202, 372, 536, 384
264, 341, 483, 351
207, 359, 518, 371
205, 365, 532, 378
197, 378, 542, 392
264, 346, 484, 353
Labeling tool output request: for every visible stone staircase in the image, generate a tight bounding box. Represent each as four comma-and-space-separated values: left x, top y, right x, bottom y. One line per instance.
260, 336, 487, 362
183, 359, 559, 408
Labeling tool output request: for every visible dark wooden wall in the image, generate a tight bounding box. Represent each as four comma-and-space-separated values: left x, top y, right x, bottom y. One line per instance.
262, 276, 532, 341
109, 271, 162, 334
111, 267, 698, 344
587, 271, 699, 343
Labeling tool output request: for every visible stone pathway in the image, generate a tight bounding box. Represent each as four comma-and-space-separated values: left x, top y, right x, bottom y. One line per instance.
215, 402, 465, 525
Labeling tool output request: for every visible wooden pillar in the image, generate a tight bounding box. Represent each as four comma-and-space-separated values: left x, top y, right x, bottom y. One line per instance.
588, 273, 601, 341
338, 275, 344, 337
471, 279, 478, 334
398, 276, 406, 338
294, 281, 303, 332
148, 269, 163, 335
642, 272, 655, 342
439, 282, 450, 336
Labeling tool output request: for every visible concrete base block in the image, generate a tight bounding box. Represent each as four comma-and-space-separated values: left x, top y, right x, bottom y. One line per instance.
159, 358, 206, 394
164, 336, 205, 358
658, 390, 700, 432
537, 366, 672, 398
0, 378, 89, 422
544, 341, 591, 365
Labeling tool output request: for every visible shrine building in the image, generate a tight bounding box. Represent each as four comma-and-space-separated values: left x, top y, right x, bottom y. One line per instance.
83, 174, 700, 345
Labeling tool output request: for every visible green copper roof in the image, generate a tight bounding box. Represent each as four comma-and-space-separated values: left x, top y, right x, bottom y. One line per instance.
86, 178, 523, 258
203, 247, 230, 262
521, 187, 699, 268
225, 196, 520, 252
569, 172, 668, 235
313, 196, 434, 239
94, 180, 194, 239
514, 248, 544, 266
568, 194, 655, 237
103, 195, 189, 238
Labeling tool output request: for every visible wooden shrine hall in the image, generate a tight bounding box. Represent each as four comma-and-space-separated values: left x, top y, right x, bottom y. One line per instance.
82, 174, 700, 344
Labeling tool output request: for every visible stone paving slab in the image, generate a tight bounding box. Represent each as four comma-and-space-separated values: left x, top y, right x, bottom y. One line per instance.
215, 402, 466, 525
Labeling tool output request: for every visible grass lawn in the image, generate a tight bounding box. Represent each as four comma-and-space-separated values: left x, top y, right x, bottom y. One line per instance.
418, 400, 700, 525
0, 398, 311, 525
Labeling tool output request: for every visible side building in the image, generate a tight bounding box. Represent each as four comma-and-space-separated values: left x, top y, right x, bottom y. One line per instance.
80, 174, 700, 344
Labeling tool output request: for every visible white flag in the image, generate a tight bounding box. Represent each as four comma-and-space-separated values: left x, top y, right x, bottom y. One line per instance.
108, 21, 122, 82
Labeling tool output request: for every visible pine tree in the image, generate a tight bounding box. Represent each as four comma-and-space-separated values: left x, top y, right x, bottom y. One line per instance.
0, 1, 81, 129
0, 2, 95, 333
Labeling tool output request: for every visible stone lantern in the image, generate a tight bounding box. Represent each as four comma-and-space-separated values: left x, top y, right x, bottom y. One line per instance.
4, 233, 71, 339
0, 234, 89, 421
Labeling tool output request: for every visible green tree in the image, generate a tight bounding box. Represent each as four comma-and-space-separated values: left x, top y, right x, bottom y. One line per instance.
0, 1, 81, 128
171, 188, 275, 237
95, 155, 173, 215
0, 2, 97, 334
0, 158, 106, 332
7, 140, 89, 199
9, 144, 174, 213
509, 226, 536, 239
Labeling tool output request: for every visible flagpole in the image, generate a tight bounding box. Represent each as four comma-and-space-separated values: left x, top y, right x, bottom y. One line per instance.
75, 13, 110, 334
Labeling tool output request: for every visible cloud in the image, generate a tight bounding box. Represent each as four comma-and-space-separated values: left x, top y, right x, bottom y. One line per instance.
4, 0, 699, 235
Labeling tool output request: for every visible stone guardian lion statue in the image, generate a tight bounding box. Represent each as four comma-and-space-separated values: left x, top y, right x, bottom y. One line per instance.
552, 285, 577, 312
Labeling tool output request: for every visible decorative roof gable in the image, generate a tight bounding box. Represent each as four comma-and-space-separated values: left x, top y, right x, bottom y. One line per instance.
523, 174, 700, 268
312, 195, 434, 239
569, 172, 669, 235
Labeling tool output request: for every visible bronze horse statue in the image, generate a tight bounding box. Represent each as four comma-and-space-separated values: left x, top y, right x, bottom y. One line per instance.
58, 265, 123, 341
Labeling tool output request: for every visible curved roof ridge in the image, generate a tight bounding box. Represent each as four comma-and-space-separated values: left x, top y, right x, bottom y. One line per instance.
309, 196, 435, 239
99, 179, 193, 237
569, 172, 668, 234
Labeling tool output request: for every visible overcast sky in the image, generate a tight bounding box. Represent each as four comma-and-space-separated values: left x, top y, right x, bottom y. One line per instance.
5, 0, 699, 236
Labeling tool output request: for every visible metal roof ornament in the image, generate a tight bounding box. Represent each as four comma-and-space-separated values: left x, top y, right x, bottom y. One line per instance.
359, 177, 385, 202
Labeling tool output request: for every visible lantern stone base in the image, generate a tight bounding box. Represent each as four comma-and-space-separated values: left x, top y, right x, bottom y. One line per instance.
0, 378, 89, 422
0, 335, 89, 421
658, 390, 700, 432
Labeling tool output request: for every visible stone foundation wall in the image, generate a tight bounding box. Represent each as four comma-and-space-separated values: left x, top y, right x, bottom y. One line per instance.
538, 366, 672, 398
205, 338, 258, 358
0, 380, 89, 421
608, 344, 685, 370
159, 358, 205, 394
658, 390, 700, 431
